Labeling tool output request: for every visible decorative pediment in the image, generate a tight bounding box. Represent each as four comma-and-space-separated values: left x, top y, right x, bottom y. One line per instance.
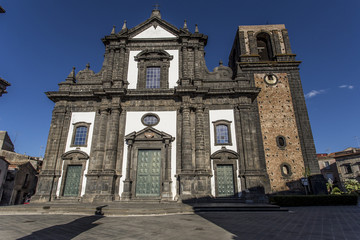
125, 126, 174, 143
132, 25, 177, 39
76, 63, 96, 83
211, 148, 239, 160
205, 61, 233, 81
135, 49, 173, 62
129, 16, 180, 40
61, 150, 90, 161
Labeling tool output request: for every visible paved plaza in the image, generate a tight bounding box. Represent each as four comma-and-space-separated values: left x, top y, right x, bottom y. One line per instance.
0, 206, 360, 239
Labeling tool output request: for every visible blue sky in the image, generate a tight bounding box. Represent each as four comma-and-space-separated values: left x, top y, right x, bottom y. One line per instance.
0, 0, 359, 156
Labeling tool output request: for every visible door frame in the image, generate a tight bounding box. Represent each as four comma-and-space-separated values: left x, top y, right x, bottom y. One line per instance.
124, 127, 174, 200
211, 149, 239, 198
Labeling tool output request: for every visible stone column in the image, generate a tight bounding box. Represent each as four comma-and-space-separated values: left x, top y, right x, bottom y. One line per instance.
234, 106, 246, 190
104, 107, 121, 171
271, 30, 282, 55
94, 107, 109, 171
121, 139, 133, 200
32, 103, 68, 202
281, 29, 292, 54
181, 106, 192, 171
248, 31, 258, 55
162, 139, 172, 199
195, 106, 205, 171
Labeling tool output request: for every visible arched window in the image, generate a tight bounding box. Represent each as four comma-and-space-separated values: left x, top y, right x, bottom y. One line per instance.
213, 120, 232, 145
71, 122, 91, 147
256, 32, 273, 61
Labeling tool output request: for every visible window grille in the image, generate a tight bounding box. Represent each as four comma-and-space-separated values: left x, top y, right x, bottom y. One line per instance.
146, 67, 160, 88
74, 126, 87, 145
216, 124, 229, 144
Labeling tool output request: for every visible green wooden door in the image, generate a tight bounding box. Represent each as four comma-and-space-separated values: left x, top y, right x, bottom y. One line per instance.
63, 165, 82, 197
216, 165, 235, 197
136, 150, 161, 197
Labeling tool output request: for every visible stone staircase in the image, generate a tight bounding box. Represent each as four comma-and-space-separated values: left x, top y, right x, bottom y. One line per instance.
0, 199, 287, 216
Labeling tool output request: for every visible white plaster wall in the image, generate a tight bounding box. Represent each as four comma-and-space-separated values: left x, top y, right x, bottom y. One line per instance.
57, 112, 96, 197
209, 109, 237, 154
209, 109, 241, 195
119, 111, 177, 199
132, 26, 177, 39
65, 112, 96, 154
127, 50, 179, 89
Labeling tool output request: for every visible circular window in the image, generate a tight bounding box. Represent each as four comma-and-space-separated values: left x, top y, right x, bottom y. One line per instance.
264, 74, 278, 85
141, 113, 160, 126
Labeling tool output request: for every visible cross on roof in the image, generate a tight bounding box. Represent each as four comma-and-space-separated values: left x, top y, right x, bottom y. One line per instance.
153, 3, 160, 10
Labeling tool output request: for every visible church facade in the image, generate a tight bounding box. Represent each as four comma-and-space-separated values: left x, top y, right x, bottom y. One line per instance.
33, 10, 324, 203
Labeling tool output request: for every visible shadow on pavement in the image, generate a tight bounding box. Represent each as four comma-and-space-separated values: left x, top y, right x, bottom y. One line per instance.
17, 215, 103, 240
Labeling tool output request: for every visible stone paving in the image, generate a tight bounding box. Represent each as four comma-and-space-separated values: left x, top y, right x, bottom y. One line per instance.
1, 206, 360, 239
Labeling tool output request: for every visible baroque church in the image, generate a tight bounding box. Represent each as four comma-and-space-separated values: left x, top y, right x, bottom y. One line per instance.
33, 9, 325, 203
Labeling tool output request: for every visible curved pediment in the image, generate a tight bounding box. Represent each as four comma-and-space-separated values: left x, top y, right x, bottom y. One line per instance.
61, 150, 90, 161
135, 49, 173, 62
210, 148, 239, 160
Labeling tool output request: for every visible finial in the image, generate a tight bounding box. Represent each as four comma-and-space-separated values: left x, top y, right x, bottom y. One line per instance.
219, 60, 223, 66
86, 63, 90, 69
183, 20, 188, 29
66, 67, 76, 83
195, 24, 199, 33
122, 20, 127, 30
150, 4, 161, 19
111, 25, 116, 34
153, 3, 160, 10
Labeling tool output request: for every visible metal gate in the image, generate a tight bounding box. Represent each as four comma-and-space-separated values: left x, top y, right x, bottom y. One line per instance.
216, 164, 235, 197
135, 150, 161, 197
63, 165, 82, 197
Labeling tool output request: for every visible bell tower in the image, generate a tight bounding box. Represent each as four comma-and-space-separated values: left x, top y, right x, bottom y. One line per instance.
229, 24, 326, 194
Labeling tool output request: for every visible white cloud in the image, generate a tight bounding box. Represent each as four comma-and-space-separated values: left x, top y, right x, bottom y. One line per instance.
305, 89, 326, 99
339, 85, 354, 89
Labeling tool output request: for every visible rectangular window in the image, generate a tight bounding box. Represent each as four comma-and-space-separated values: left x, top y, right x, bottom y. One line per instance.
73, 126, 87, 146
324, 161, 330, 169
344, 164, 353, 174
146, 67, 160, 89
216, 124, 229, 144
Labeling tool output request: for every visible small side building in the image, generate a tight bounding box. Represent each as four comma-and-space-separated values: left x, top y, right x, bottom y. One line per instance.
0, 161, 37, 205
333, 148, 360, 189
317, 153, 341, 188
0, 157, 10, 201
0, 131, 42, 205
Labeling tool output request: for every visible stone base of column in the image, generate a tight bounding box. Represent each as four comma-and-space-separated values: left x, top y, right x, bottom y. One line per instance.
161, 180, 172, 200
193, 173, 212, 198
31, 194, 51, 203
121, 180, 132, 200
178, 172, 212, 200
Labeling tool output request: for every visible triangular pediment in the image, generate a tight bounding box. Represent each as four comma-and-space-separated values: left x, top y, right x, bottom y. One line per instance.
133, 25, 177, 39
129, 18, 180, 40
125, 126, 174, 141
